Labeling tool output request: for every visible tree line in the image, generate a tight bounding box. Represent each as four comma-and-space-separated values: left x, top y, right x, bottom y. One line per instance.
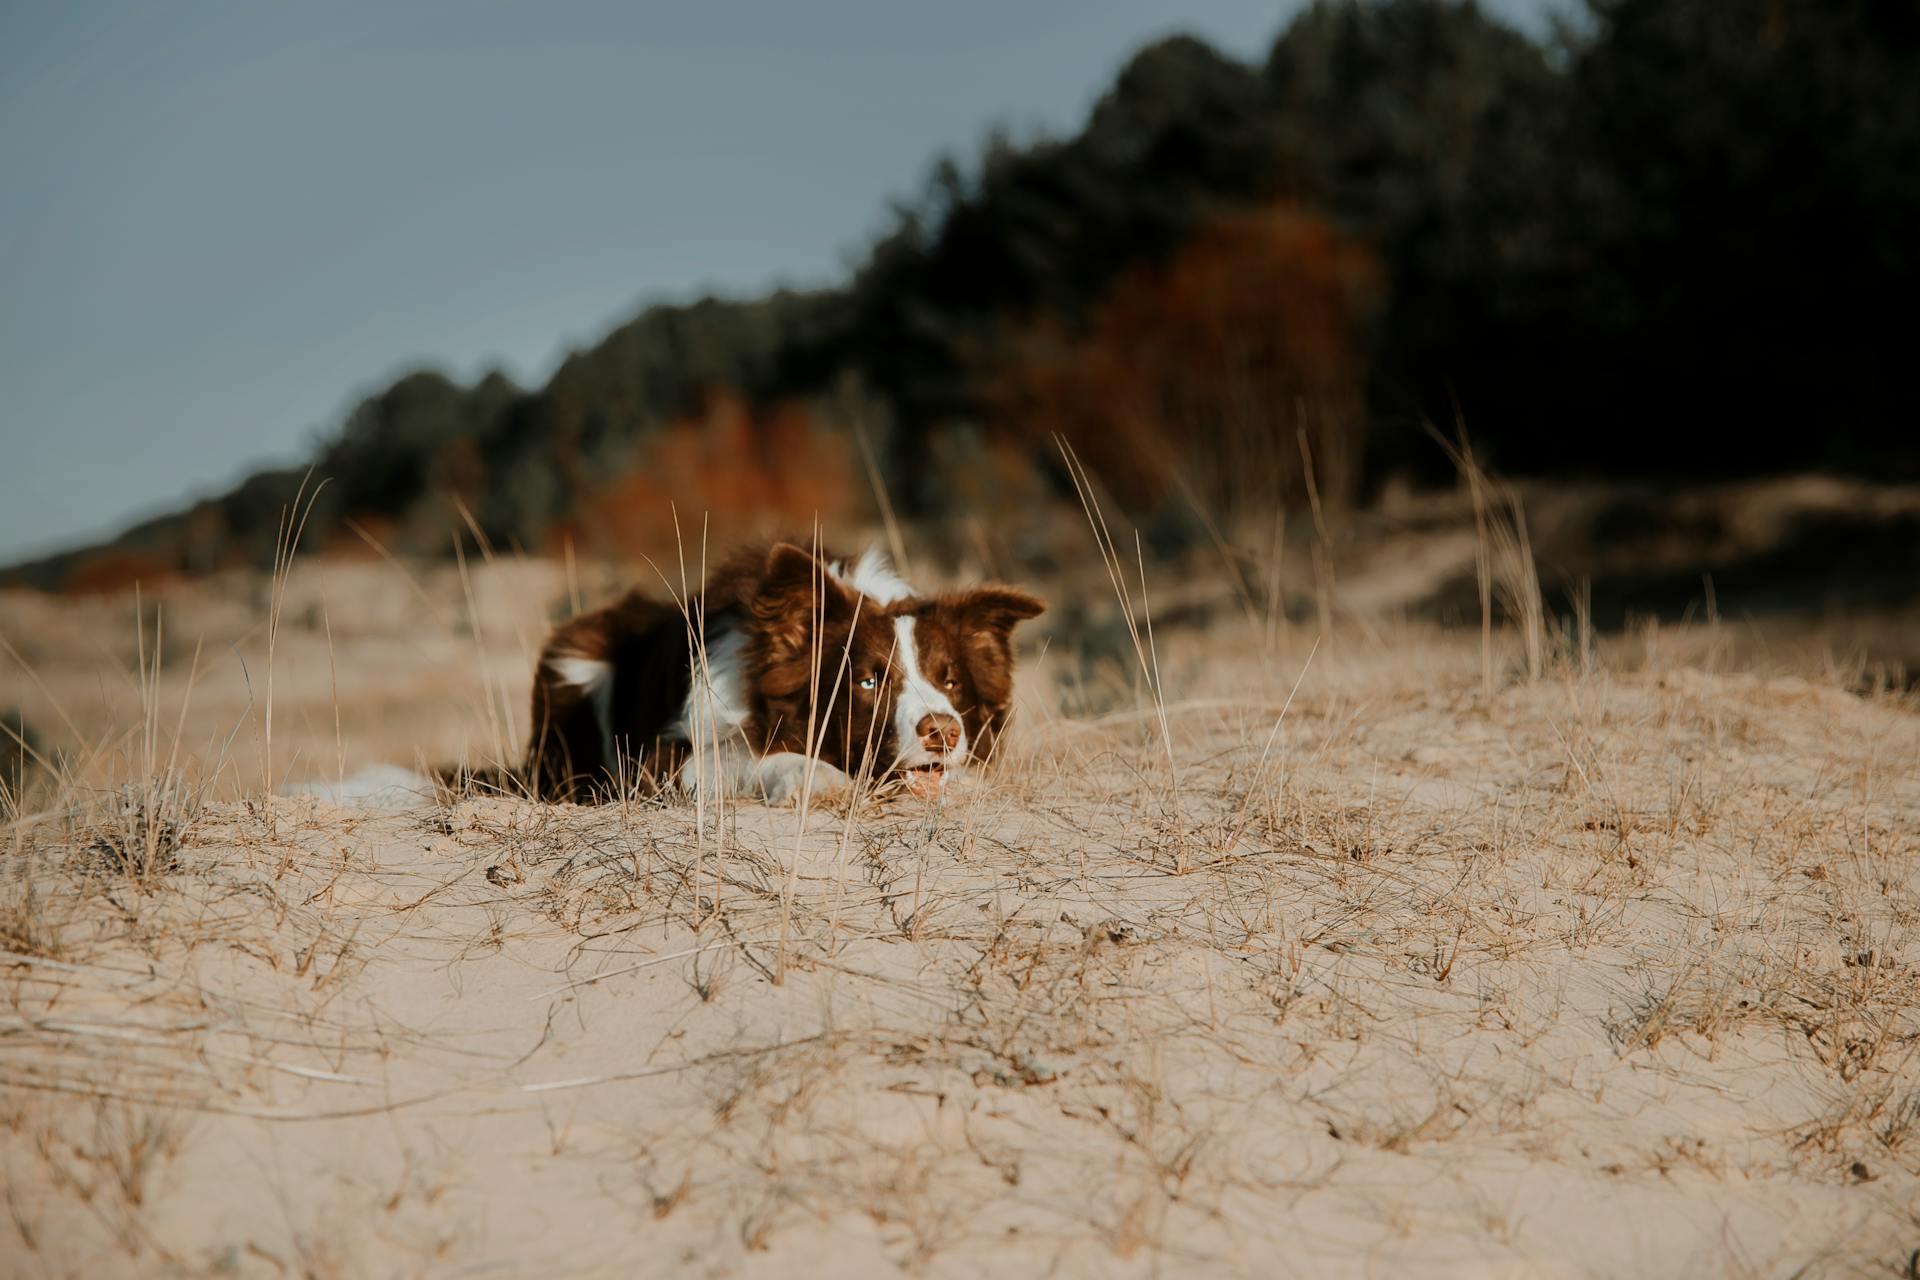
13, 0, 1917, 588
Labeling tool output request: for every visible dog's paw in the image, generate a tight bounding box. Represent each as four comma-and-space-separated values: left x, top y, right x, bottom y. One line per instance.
754, 754, 852, 807
879, 763, 972, 804
901, 766, 949, 801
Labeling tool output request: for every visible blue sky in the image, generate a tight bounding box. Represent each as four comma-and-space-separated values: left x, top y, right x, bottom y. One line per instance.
0, 0, 1568, 562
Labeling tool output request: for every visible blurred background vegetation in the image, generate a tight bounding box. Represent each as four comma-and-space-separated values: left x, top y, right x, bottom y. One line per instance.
10, 0, 1918, 591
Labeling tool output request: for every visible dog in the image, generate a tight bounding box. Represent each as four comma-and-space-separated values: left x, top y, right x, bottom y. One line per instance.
518, 542, 1044, 802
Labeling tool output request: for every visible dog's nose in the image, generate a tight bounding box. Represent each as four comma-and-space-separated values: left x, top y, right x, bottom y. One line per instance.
917, 713, 962, 752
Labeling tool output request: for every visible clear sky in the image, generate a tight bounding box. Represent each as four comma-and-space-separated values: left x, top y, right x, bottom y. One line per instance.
0, 0, 1568, 563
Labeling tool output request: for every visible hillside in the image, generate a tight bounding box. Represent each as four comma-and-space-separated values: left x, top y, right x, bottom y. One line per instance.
9, 0, 1918, 592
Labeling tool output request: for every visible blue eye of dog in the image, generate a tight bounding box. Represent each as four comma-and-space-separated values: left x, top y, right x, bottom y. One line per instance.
858, 674, 879, 691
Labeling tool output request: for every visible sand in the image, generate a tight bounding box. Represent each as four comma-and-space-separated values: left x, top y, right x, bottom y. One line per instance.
3, 575, 1916, 1278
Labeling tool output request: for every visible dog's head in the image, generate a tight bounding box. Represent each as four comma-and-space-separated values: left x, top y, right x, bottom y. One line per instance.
750, 544, 1045, 789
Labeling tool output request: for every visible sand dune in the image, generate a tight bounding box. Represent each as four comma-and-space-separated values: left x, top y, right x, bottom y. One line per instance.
3, 562, 1914, 1276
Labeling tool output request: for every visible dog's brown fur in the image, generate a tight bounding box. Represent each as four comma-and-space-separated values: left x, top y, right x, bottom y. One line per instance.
497, 542, 1043, 801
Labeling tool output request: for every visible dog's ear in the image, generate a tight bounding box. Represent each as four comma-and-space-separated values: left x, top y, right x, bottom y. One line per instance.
959, 586, 1046, 635
756, 544, 860, 697
951, 587, 1044, 707
762, 543, 856, 616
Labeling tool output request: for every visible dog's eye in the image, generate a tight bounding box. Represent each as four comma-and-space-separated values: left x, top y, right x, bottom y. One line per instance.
942, 676, 958, 689
857, 674, 879, 691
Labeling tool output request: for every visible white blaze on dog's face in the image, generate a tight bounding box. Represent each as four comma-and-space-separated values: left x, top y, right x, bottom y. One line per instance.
886, 587, 1046, 792
889, 614, 967, 774
750, 543, 1045, 796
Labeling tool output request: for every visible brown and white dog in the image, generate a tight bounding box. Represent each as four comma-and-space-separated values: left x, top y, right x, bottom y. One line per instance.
520, 542, 1044, 802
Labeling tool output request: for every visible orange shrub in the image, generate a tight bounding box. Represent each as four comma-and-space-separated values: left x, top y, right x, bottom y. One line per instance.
61, 551, 180, 597
989, 205, 1379, 527
576, 392, 860, 558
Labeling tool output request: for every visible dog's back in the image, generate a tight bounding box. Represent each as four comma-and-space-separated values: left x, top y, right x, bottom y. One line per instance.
520, 549, 781, 798
525, 589, 692, 798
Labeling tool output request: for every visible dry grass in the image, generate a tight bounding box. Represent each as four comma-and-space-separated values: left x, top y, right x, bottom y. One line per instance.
0, 511, 1916, 1278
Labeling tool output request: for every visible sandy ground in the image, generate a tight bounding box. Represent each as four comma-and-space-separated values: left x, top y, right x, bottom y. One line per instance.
1, 548, 1918, 1278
